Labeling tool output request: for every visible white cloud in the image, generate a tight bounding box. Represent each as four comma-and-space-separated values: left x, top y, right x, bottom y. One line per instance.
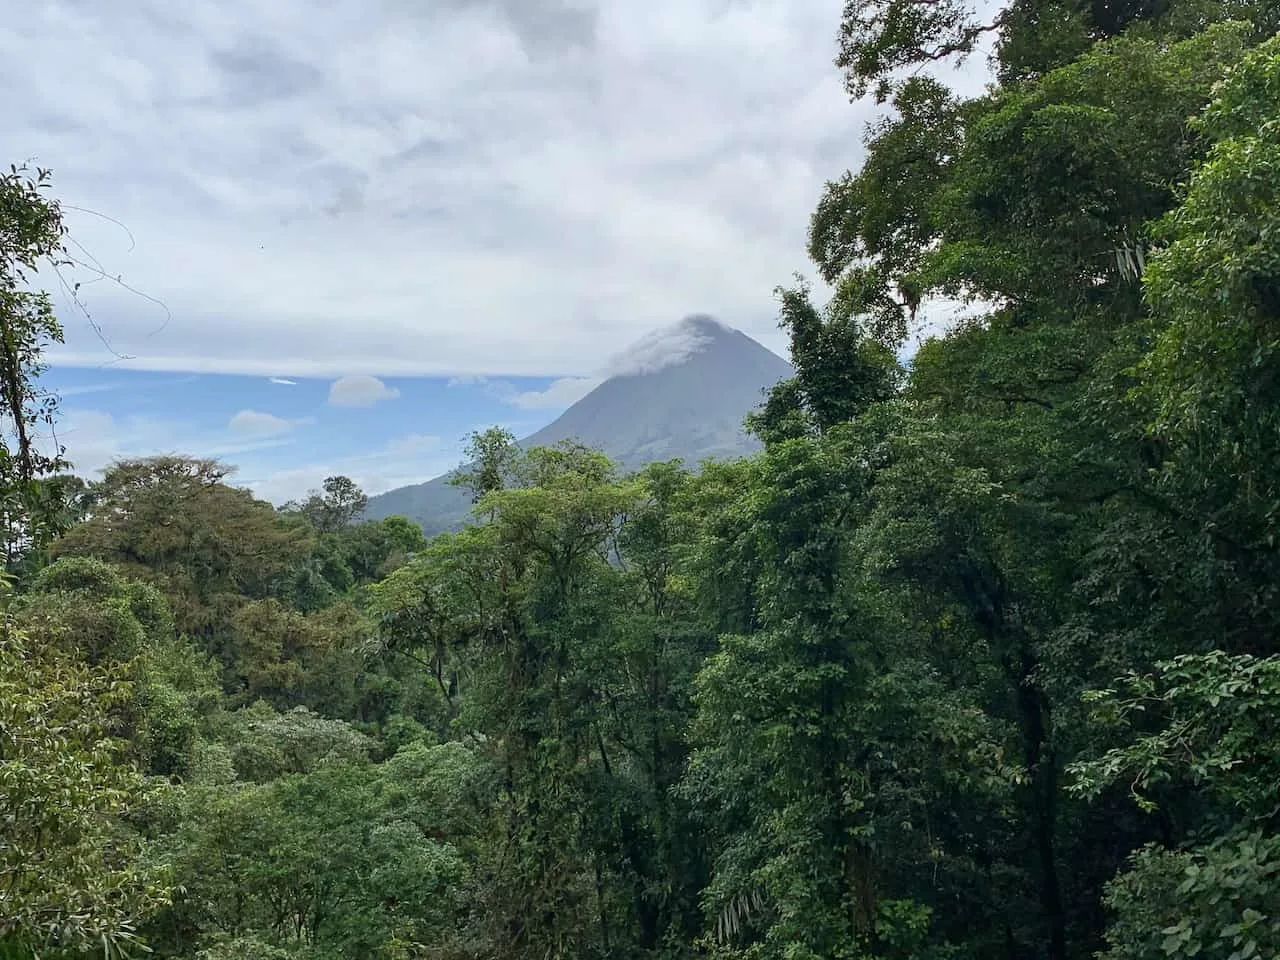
327, 374, 400, 406
450, 317, 735, 412
451, 373, 600, 410
36, 401, 457, 505
491, 375, 602, 409
601, 314, 719, 377
53, 374, 200, 398
56, 381, 128, 398
227, 408, 298, 436
243, 432, 456, 504
49, 409, 124, 476
387, 432, 441, 454
268, 376, 298, 385
6, 0, 996, 380
48, 406, 297, 479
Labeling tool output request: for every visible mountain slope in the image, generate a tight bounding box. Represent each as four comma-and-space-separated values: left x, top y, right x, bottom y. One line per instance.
365, 315, 793, 534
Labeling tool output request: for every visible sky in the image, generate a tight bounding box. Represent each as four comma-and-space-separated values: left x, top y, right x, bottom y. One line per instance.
3, 0, 994, 503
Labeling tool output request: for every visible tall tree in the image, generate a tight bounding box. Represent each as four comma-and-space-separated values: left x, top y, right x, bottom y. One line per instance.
287, 475, 369, 533
0, 613, 170, 956
51, 456, 311, 663
0, 165, 74, 571
449, 426, 523, 508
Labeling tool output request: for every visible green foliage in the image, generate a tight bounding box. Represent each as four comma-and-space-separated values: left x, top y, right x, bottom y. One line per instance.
1139, 36, 1280, 609
749, 281, 901, 442
191, 936, 298, 960
835, 0, 1000, 101
1099, 833, 1280, 960
9, 2, 1280, 956
1069, 652, 1280, 960
216, 701, 374, 782
1070, 652, 1280, 815
6, 556, 230, 780
448, 426, 521, 505
277, 510, 426, 614
223, 598, 368, 708
0, 620, 169, 957
151, 752, 477, 959
51, 456, 311, 647
0, 165, 72, 570
17, 555, 173, 659
282, 474, 369, 534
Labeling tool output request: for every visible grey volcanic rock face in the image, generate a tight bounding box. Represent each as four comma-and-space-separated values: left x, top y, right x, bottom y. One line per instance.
365, 315, 793, 534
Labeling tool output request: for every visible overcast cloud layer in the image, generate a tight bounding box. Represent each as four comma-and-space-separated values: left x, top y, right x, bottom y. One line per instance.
3, 0, 990, 379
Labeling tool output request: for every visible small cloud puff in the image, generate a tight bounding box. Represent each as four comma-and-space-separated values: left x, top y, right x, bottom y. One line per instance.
505, 376, 601, 409
228, 409, 302, 437
388, 432, 441, 454
243, 431, 456, 504
461, 375, 601, 411
328, 375, 400, 407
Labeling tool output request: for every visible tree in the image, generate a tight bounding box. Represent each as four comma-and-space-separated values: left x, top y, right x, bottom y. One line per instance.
0, 616, 169, 956
372, 448, 723, 957
747, 281, 900, 442
221, 598, 369, 711
677, 6, 1276, 959
833, 0, 1263, 102
0, 165, 72, 571
680, 412, 1011, 960
449, 426, 521, 508
214, 701, 373, 783
1069, 652, 1280, 959
52, 456, 311, 649
148, 752, 477, 959
1136, 34, 1280, 657
288, 475, 368, 533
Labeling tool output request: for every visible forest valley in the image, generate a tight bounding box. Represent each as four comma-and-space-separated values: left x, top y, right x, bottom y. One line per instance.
3, 0, 1280, 958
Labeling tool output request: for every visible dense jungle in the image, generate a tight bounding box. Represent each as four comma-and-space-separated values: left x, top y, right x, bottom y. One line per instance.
3, 0, 1279, 957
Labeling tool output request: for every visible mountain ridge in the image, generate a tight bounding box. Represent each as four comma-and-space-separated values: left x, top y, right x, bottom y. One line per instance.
365, 315, 792, 534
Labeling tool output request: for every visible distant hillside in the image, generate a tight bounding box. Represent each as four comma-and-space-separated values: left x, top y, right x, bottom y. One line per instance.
365, 315, 793, 534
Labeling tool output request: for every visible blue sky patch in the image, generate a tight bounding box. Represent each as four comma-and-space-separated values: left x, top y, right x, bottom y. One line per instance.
42, 365, 575, 503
